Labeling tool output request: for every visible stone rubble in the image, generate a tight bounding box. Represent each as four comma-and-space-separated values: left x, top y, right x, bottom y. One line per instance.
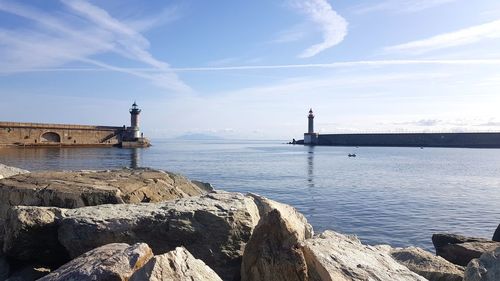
464, 246, 500, 281
240, 195, 313, 281
0, 164, 498, 281
130, 246, 223, 281
389, 246, 464, 281
432, 234, 500, 266
37, 243, 153, 281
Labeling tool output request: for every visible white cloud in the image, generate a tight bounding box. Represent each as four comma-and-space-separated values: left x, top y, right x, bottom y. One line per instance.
386, 19, 500, 54
353, 0, 457, 14
290, 0, 348, 58
9, 59, 500, 73
0, 0, 190, 93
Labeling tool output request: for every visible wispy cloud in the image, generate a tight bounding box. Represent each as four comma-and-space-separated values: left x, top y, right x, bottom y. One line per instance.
290, 0, 348, 58
394, 119, 443, 126
9, 59, 500, 73
271, 24, 307, 44
353, 0, 457, 14
386, 19, 500, 54
0, 0, 190, 93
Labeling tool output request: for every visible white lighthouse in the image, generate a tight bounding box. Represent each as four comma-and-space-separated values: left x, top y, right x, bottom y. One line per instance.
304, 108, 319, 145
129, 102, 141, 139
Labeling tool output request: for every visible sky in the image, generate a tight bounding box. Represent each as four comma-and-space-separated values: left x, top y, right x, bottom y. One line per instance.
1, 0, 500, 139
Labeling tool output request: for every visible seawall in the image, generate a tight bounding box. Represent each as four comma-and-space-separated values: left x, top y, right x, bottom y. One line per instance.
0, 121, 124, 147
314, 132, 500, 148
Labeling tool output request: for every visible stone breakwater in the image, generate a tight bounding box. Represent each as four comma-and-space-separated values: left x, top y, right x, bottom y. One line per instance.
0, 164, 498, 281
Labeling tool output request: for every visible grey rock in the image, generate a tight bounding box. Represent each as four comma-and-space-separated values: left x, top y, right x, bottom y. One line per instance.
464, 247, 500, 281
432, 234, 500, 266
3, 207, 68, 265
241, 194, 313, 281
130, 246, 222, 281
0, 168, 208, 246
303, 230, 427, 281
38, 243, 152, 281
42, 191, 257, 281
191, 180, 215, 192
433, 234, 490, 249
390, 246, 464, 281
0, 168, 206, 211
0, 255, 8, 281
0, 164, 28, 180
492, 225, 500, 242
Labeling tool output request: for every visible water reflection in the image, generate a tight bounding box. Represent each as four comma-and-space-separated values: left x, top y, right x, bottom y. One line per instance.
307, 145, 315, 189
129, 148, 141, 169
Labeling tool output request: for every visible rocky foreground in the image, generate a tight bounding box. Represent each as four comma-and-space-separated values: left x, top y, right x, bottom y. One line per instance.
0, 164, 498, 281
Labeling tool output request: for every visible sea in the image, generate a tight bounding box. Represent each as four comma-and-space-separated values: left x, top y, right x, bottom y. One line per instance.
1, 139, 499, 251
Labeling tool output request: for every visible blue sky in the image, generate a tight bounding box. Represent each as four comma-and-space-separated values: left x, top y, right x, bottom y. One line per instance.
1, 0, 500, 139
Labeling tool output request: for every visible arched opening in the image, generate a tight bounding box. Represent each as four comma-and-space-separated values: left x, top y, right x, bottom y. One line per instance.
40, 132, 61, 143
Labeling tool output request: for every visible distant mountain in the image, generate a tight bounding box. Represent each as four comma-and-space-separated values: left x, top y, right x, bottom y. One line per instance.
175, 133, 224, 140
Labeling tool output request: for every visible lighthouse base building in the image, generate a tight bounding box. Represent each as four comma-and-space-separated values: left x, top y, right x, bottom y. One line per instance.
0, 102, 151, 148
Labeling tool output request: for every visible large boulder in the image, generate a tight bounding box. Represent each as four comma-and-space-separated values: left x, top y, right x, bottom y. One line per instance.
0, 255, 8, 280
241, 194, 313, 281
432, 234, 500, 266
464, 247, 500, 281
0, 167, 206, 208
3, 206, 68, 265
492, 225, 500, 242
0, 164, 28, 180
247, 193, 314, 238
303, 231, 427, 281
130, 247, 222, 281
0, 168, 208, 224
389, 246, 464, 281
4, 191, 260, 281
38, 243, 153, 281
433, 234, 491, 248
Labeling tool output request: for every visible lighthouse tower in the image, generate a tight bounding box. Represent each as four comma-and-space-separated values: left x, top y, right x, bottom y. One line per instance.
304, 108, 319, 145
129, 102, 141, 139
308, 108, 314, 133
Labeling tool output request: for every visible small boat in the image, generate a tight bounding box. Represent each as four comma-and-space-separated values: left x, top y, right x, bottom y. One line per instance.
348, 153, 356, 157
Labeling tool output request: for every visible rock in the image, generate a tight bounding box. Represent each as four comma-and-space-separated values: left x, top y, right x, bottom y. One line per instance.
5, 264, 50, 281
35, 191, 257, 281
0, 168, 209, 247
191, 180, 215, 192
0, 255, 9, 280
464, 247, 500, 281
130, 247, 222, 281
3, 192, 260, 280
247, 193, 313, 239
436, 242, 500, 267
492, 225, 500, 242
390, 246, 464, 281
241, 194, 313, 281
0, 168, 208, 223
3, 206, 68, 265
0, 164, 28, 180
303, 230, 427, 281
433, 234, 490, 249
38, 243, 153, 281
432, 234, 500, 266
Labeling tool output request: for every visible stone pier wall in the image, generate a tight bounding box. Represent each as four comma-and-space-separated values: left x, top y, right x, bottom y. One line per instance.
0, 122, 125, 147
316, 132, 500, 148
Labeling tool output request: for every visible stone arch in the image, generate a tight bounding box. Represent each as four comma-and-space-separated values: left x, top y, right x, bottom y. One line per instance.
40, 132, 61, 143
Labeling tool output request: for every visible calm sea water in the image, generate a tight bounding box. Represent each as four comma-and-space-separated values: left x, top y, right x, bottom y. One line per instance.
1, 139, 499, 251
